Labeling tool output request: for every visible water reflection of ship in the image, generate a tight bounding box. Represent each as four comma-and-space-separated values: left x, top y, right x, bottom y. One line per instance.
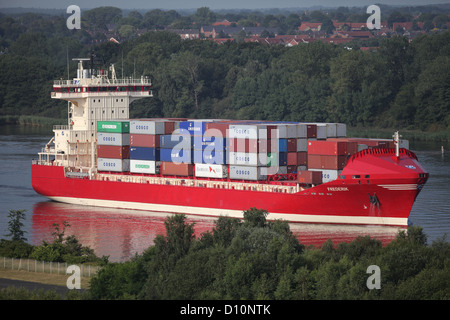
32, 201, 217, 262
32, 201, 403, 262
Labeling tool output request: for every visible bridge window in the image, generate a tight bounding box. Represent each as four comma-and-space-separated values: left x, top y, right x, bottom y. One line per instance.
352, 175, 361, 179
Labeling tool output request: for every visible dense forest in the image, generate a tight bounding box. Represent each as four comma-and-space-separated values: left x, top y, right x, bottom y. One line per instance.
0, 6, 449, 131
84, 210, 450, 299
1, 209, 449, 300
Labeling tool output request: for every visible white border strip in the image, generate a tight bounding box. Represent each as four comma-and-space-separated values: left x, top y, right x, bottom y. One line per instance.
379, 184, 417, 191
48, 196, 408, 227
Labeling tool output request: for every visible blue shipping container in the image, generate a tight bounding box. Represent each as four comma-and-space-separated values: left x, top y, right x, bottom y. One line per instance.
192, 136, 226, 151
278, 139, 287, 152
130, 147, 160, 161
160, 148, 192, 163
160, 134, 192, 149
179, 121, 206, 136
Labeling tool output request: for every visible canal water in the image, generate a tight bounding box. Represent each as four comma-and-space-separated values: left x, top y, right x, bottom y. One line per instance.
0, 125, 449, 262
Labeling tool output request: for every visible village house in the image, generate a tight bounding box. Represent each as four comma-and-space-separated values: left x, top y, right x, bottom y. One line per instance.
200, 26, 278, 38
298, 22, 322, 32
170, 29, 200, 39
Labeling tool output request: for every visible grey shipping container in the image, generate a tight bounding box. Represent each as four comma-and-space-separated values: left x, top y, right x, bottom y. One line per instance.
130, 120, 165, 135
98, 158, 130, 172
229, 165, 266, 181
97, 132, 130, 146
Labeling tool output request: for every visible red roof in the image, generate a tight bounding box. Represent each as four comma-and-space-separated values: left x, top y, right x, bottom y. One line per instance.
213, 20, 233, 26
298, 22, 322, 31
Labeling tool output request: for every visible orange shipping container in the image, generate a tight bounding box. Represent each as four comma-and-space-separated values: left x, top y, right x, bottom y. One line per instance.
97, 145, 130, 159
161, 162, 194, 176
130, 134, 160, 148
307, 140, 358, 156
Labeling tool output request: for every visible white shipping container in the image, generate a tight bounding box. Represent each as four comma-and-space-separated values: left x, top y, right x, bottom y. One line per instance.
285, 124, 298, 138
297, 124, 308, 138
317, 123, 337, 138
228, 124, 277, 140
97, 132, 130, 146
311, 124, 327, 140
130, 120, 165, 135
229, 165, 266, 181
229, 151, 268, 166
98, 158, 130, 172
130, 160, 160, 174
336, 123, 347, 137
297, 138, 308, 152
309, 169, 341, 182
277, 166, 287, 174
195, 163, 227, 178
228, 125, 258, 139
276, 124, 287, 139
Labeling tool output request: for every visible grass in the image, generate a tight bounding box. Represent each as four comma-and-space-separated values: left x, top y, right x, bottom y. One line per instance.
0, 269, 92, 289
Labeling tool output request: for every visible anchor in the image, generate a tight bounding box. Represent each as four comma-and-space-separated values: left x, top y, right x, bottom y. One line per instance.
368, 193, 380, 207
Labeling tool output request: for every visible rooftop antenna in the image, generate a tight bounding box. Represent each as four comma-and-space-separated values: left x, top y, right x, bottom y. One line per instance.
66, 46, 69, 80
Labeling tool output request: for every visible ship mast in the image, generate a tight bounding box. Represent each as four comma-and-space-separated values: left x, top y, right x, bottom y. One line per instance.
393, 131, 401, 157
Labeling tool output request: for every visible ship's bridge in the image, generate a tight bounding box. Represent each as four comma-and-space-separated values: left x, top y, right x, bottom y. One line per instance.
41, 57, 153, 172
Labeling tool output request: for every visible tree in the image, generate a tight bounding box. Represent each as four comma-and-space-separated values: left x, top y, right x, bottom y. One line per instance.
194, 7, 216, 26
5, 209, 27, 242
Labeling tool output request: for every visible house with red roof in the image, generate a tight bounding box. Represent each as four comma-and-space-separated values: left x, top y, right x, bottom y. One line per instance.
298, 22, 322, 32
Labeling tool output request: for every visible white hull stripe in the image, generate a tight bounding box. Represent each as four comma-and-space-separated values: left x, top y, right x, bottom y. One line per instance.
48, 196, 408, 227
378, 184, 417, 191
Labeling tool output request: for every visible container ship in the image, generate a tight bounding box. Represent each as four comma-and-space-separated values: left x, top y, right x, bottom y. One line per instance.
31, 59, 428, 226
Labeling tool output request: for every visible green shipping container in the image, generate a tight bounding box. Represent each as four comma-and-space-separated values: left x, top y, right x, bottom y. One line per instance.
97, 121, 130, 133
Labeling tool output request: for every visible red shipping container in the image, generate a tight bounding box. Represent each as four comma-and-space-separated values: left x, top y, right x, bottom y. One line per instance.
297, 152, 307, 166
161, 162, 194, 176
286, 138, 297, 152
306, 124, 317, 138
229, 138, 275, 153
205, 122, 229, 137
164, 121, 175, 134
287, 152, 297, 165
297, 170, 322, 184
307, 154, 348, 170
328, 137, 381, 149
130, 134, 160, 148
307, 140, 357, 156
97, 145, 130, 159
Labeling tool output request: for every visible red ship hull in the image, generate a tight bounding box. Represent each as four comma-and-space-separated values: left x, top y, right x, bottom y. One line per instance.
32, 148, 428, 226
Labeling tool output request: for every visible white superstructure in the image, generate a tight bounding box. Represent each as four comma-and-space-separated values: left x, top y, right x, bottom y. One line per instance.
38, 56, 152, 171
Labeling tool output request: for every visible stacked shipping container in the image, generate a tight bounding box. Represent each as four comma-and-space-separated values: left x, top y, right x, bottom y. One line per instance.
129, 119, 166, 174
97, 121, 130, 172
95, 119, 405, 186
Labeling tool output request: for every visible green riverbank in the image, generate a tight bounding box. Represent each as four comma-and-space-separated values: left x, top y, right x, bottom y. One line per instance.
1, 116, 449, 142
